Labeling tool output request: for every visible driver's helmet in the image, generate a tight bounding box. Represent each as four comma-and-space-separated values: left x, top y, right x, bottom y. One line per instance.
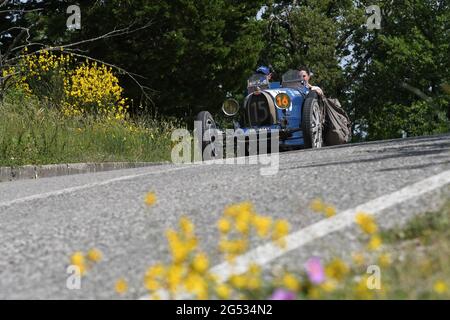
256, 65, 271, 76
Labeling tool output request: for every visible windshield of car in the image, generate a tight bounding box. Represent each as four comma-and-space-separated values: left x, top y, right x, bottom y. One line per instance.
281, 69, 306, 89
247, 73, 269, 89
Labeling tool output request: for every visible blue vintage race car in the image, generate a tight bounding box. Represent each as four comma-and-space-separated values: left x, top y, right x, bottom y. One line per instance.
196, 69, 324, 160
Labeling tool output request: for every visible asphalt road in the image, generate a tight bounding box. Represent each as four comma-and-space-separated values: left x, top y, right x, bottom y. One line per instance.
1, 134, 450, 299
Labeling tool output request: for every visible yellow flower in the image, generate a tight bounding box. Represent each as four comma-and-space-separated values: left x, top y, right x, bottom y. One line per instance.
70, 251, 85, 266
185, 273, 208, 299
367, 235, 382, 251
167, 264, 184, 291
196, 287, 209, 300
324, 206, 336, 218
378, 253, 391, 267
310, 198, 325, 212
355, 212, 378, 235
282, 273, 301, 291
144, 278, 160, 291
272, 219, 289, 248
217, 218, 232, 234
192, 253, 209, 274
151, 293, 161, 300
215, 284, 232, 299
86, 248, 102, 263
145, 264, 165, 278
273, 219, 290, 239
320, 279, 338, 293
235, 218, 250, 234
224, 202, 253, 218
225, 254, 237, 264
184, 272, 202, 293
166, 229, 191, 263
354, 276, 374, 300
70, 251, 87, 275
247, 276, 262, 290
219, 239, 247, 254
325, 258, 349, 281
115, 278, 128, 294
352, 252, 365, 267
249, 263, 261, 274
229, 275, 247, 289
144, 192, 157, 206
308, 287, 321, 299
185, 236, 198, 252
171, 243, 189, 264
179, 216, 194, 236
433, 280, 448, 294
144, 263, 165, 292
252, 216, 272, 238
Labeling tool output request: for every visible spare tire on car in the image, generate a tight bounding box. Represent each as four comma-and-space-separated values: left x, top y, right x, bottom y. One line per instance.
322, 97, 352, 145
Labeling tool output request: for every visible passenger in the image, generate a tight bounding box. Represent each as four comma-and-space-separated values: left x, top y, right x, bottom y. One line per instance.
298, 66, 324, 96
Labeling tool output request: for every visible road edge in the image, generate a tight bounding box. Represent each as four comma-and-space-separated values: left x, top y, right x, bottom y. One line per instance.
0, 161, 170, 183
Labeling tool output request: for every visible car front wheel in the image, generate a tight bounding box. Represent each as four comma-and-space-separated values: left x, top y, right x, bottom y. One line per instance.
302, 91, 324, 149
196, 111, 219, 160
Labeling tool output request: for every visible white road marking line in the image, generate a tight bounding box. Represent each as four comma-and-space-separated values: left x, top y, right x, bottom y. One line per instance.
211, 169, 450, 281
140, 169, 450, 299
0, 164, 197, 208
0, 154, 274, 208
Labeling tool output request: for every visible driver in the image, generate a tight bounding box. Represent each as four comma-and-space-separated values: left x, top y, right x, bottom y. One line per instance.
247, 65, 272, 94
298, 66, 324, 96
255, 65, 272, 81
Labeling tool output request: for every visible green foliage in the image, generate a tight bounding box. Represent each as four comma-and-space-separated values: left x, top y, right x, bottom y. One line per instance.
261, 0, 361, 97
348, 0, 450, 140
0, 88, 177, 166
381, 202, 450, 244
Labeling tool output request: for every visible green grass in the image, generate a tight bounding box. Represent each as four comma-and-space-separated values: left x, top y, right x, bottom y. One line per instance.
0, 90, 180, 166
253, 202, 450, 300
325, 202, 450, 299
375, 202, 450, 299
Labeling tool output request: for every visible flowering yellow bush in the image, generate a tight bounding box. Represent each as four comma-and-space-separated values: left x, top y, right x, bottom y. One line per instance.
63, 61, 128, 120
5, 48, 128, 120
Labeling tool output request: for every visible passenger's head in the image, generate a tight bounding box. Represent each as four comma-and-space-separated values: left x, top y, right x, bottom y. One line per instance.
298, 66, 312, 83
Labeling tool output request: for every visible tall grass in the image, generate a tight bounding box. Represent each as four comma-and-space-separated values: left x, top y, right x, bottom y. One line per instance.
0, 90, 180, 166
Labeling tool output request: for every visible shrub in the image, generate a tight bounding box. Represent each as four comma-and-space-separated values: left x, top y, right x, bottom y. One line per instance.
3, 49, 128, 120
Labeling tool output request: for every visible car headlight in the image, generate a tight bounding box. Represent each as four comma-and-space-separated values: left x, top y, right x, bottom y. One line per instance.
222, 99, 240, 116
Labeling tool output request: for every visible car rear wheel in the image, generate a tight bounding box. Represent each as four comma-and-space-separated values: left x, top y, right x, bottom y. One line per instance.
302, 91, 324, 149
196, 111, 218, 160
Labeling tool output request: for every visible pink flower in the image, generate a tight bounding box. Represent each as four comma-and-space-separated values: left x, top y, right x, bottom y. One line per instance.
270, 289, 296, 300
305, 257, 325, 284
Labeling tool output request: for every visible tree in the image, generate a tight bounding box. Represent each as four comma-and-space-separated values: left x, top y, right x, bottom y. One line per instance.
35, 0, 266, 118
0, 0, 152, 103
260, 0, 363, 99
347, 0, 450, 140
